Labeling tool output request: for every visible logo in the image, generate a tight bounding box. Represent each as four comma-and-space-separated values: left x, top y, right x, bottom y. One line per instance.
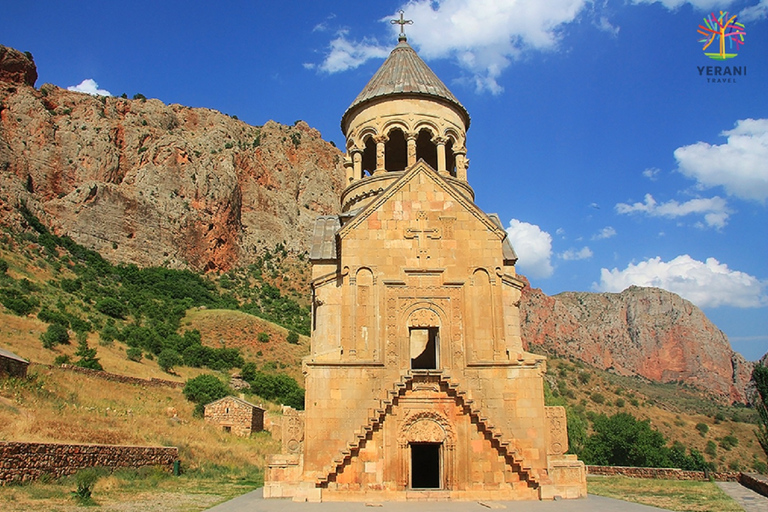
698, 11, 746, 60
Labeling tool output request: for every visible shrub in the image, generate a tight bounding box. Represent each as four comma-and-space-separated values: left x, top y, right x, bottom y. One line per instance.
126, 347, 143, 362
719, 435, 739, 451
53, 354, 71, 365
183, 374, 230, 416
41, 323, 70, 348
95, 297, 126, 319
615, 398, 625, 408
241, 362, 257, 382
71, 468, 102, 504
0, 289, 39, 316
705, 440, 717, 457
0, 258, 8, 274
590, 392, 605, 404
714, 412, 726, 424
286, 331, 299, 344
578, 372, 591, 384
257, 332, 270, 343
695, 422, 709, 436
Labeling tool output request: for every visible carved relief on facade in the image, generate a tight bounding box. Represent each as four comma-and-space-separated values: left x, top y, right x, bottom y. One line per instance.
545, 406, 568, 456
281, 408, 305, 455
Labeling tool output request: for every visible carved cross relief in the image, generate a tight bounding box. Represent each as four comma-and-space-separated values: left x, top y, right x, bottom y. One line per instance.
405, 211, 441, 264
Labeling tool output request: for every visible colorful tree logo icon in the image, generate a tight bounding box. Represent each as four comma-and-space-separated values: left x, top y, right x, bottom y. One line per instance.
698, 11, 746, 60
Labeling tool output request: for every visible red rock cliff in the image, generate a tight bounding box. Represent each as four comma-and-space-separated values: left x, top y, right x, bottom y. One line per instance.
520, 278, 753, 404
0, 46, 345, 271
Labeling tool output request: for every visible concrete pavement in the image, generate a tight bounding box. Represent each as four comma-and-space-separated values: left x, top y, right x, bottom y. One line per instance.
205, 488, 673, 512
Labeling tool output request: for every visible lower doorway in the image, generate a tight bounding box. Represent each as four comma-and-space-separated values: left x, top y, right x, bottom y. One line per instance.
410, 442, 441, 489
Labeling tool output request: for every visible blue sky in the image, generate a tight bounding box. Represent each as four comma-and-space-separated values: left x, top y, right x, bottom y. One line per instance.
3, 1, 767, 359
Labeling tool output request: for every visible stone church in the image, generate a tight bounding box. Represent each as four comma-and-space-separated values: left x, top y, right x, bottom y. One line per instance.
265, 27, 586, 502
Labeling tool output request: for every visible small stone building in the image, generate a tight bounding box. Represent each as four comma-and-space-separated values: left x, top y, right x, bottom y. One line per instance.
0, 347, 29, 378
204, 396, 264, 437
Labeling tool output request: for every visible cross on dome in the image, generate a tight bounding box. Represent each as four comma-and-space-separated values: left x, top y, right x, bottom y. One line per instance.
390, 10, 413, 41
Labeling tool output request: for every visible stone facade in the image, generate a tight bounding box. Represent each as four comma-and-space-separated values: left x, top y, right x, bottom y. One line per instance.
265, 34, 586, 502
587, 465, 740, 481
0, 347, 28, 378
204, 395, 264, 437
0, 441, 177, 484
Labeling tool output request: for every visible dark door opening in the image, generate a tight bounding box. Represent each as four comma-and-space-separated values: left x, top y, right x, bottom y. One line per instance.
411, 443, 441, 489
410, 327, 439, 369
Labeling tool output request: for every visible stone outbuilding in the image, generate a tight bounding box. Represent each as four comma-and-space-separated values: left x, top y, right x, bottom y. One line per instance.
265, 23, 586, 503
204, 396, 264, 437
0, 347, 29, 378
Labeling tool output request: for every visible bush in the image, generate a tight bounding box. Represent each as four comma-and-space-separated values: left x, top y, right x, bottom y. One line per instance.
0, 289, 39, 316
53, 354, 71, 365
0, 258, 8, 274
71, 468, 102, 504
41, 323, 70, 348
719, 435, 739, 451
258, 332, 270, 343
96, 297, 127, 319
705, 440, 717, 457
590, 392, 605, 404
286, 331, 299, 344
695, 422, 709, 436
714, 412, 726, 424
578, 372, 591, 384
615, 398, 625, 408
126, 347, 143, 362
183, 374, 230, 416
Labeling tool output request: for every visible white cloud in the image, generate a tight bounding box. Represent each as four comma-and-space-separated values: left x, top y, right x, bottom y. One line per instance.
596, 16, 620, 37
67, 79, 111, 96
615, 193, 732, 229
318, 33, 390, 73
315, 0, 590, 93
740, 0, 768, 21
394, 0, 588, 94
632, 0, 736, 10
560, 246, 593, 261
642, 167, 661, 181
506, 219, 554, 279
595, 255, 767, 308
674, 118, 768, 203
592, 226, 617, 240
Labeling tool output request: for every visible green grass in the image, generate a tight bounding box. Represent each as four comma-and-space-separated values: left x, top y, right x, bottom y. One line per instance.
588, 476, 743, 512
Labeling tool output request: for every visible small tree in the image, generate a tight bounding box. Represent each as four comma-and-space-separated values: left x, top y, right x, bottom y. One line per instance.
74, 337, 103, 370
695, 422, 710, 436
183, 374, 230, 416
41, 323, 70, 348
126, 347, 143, 362
158, 349, 182, 373
257, 332, 270, 343
286, 331, 299, 344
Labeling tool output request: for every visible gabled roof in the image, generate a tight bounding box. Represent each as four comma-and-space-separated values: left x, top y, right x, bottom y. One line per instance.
309, 215, 341, 262
338, 160, 506, 243
341, 40, 470, 131
0, 347, 29, 364
204, 395, 263, 410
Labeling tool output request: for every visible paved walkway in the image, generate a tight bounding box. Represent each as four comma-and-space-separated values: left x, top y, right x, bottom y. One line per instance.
717, 481, 768, 512
205, 488, 672, 512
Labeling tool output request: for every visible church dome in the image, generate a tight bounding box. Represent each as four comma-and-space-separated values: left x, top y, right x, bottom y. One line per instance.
341, 39, 470, 134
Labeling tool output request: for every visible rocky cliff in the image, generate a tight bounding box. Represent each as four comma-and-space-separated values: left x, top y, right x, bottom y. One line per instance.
0, 46, 345, 271
520, 278, 753, 403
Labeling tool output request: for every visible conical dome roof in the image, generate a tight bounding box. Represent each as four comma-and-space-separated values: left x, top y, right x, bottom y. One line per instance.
341, 39, 470, 132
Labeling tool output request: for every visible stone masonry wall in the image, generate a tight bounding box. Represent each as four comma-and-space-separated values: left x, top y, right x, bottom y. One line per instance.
204, 397, 263, 437
587, 465, 739, 482
0, 441, 178, 484
51, 364, 184, 388
0, 356, 28, 378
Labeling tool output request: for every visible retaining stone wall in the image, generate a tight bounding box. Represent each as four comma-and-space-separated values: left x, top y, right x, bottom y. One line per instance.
739, 472, 768, 497
0, 441, 178, 484
587, 465, 740, 482
47, 364, 184, 388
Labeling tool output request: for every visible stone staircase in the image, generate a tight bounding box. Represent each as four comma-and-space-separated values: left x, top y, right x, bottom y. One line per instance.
315, 370, 540, 489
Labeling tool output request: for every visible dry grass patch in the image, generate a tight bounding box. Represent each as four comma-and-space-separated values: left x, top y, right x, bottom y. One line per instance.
587, 476, 743, 511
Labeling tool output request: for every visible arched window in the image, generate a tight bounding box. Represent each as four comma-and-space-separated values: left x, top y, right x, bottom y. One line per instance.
361, 136, 376, 177
385, 128, 407, 171
415, 129, 437, 170
445, 138, 456, 177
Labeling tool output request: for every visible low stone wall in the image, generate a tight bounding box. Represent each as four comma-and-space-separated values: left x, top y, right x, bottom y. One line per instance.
739, 472, 768, 497
44, 364, 184, 389
0, 441, 178, 484
587, 465, 740, 482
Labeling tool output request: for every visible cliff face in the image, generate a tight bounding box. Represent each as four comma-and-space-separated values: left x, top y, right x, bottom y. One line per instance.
520, 279, 753, 404
0, 47, 345, 271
